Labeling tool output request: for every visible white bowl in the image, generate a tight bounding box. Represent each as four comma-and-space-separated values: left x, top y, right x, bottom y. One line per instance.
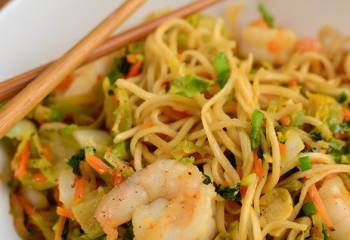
1, 0, 349, 238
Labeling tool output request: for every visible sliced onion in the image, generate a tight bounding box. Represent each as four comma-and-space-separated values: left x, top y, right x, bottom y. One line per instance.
73, 129, 112, 153
281, 129, 305, 174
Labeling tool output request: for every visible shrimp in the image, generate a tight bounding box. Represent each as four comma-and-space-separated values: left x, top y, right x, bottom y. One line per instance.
95, 159, 216, 240
239, 24, 297, 64
318, 175, 350, 240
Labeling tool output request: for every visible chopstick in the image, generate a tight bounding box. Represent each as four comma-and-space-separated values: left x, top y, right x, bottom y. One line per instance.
0, 0, 145, 137
0, 0, 223, 102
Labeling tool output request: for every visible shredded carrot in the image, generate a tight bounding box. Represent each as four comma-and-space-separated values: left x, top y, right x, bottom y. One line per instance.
343, 108, 350, 121
279, 143, 286, 157
308, 184, 333, 229
296, 38, 323, 52
54, 216, 66, 240
18, 142, 30, 179
127, 60, 142, 78
55, 75, 75, 93
288, 79, 298, 88
253, 151, 263, 179
267, 39, 281, 54
126, 53, 137, 63
279, 116, 290, 126
240, 186, 248, 198
142, 118, 153, 129
304, 143, 311, 151
86, 155, 111, 175
33, 173, 46, 183
16, 195, 35, 216
73, 177, 86, 202
57, 207, 75, 220
41, 146, 53, 161
251, 19, 269, 28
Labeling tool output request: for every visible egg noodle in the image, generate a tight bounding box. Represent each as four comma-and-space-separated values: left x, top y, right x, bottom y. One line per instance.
4, 4, 350, 240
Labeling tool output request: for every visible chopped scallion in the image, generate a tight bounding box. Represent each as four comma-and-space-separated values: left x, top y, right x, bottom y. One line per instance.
258, 3, 275, 27
250, 110, 264, 149
299, 156, 312, 171
302, 201, 316, 216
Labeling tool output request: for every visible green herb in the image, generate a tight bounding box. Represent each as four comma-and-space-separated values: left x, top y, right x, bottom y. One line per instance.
213, 52, 230, 88
310, 131, 322, 141
250, 110, 264, 149
170, 75, 211, 98
322, 223, 330, 240
299, 156, 312, 171
302, 201, 316, 216
258, 2, 275, 27
59, 124, 78, 136
215, 183, 241, 201
203, 174, 212, 185
112, 141, 130, 161
123, 223, 134, 240
337, 92, 347, 103
179, 156, 195, 165
108, 57, 130, 85
61, 219, 69, 240
67, 149, 85, 176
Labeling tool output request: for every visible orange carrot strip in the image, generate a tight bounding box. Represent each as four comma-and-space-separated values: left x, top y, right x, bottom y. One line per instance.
86, 155, 111, 175
253, 151, 263, 179
240, 186, 248, 198
73, 177, 86, 202
16, 195, 35, 216
127, 60, 142, 78
54, 216, 66, 240
41, 146, 53, 161
288, 79, 298, 88
57, 207, 75, 220
18, 142, 30, 179
308, 184, 333, 229
111, 169, 123, 186
279, 143, 286, 157
279, 116, 290, 126
343, 108, 350, 121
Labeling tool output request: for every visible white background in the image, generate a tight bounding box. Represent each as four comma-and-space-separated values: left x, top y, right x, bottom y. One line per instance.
0, 0, 349, 238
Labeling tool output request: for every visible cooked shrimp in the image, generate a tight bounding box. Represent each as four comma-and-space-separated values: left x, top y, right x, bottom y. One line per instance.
239, 24, 296, 64
95, 160, 216, 240
318, 175, 350, 240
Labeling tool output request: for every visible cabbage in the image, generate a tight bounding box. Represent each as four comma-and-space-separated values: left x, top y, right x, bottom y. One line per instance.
170, 75, 212, 98
58, 167, 76, 208
281, 129, 305, 174
72, 188, 105, 238
73, 129, 112, 154
6, 119, 36, 140
20, 187, 48, 209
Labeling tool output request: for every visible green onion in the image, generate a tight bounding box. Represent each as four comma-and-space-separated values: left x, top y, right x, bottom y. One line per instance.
67, 149, 85, 176
337, 92, 347, 103
299, 156, 312, 171
59, 124, 78, 136
203, 174, 212, 185
302, 201, 316, 216
250, 110, 264, 149
170, 75, 211, 98
215, 183, 241, 201
322, 223, 330, 240
213, 52, 230, 88
258, 2, 275, 27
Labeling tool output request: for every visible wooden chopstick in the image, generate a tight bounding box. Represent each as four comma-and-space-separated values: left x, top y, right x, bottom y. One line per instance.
0, 0, 145, 137
0, 0, 223, 102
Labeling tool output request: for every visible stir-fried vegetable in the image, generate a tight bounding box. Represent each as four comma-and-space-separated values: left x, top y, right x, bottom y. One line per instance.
302, 201, 317, 216
215, 184, 241, 201
299, 156, 312, 171
250, 110, 264, 149
213, 52, 230, 88
171, 140, 204, 161
170, 75, 212, 98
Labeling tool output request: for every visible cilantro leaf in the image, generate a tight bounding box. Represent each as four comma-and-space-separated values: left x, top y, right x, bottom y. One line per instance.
203, 174, 212, 185
215, 183, 241, 201
170, 75, 211, 98
108, 57, 131, 85
67, 149, 85, 176
337, 92, 347, 104
213, 52, 230, 88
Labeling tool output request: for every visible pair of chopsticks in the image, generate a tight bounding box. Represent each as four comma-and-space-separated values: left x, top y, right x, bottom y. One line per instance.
0, 0, 223, 137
